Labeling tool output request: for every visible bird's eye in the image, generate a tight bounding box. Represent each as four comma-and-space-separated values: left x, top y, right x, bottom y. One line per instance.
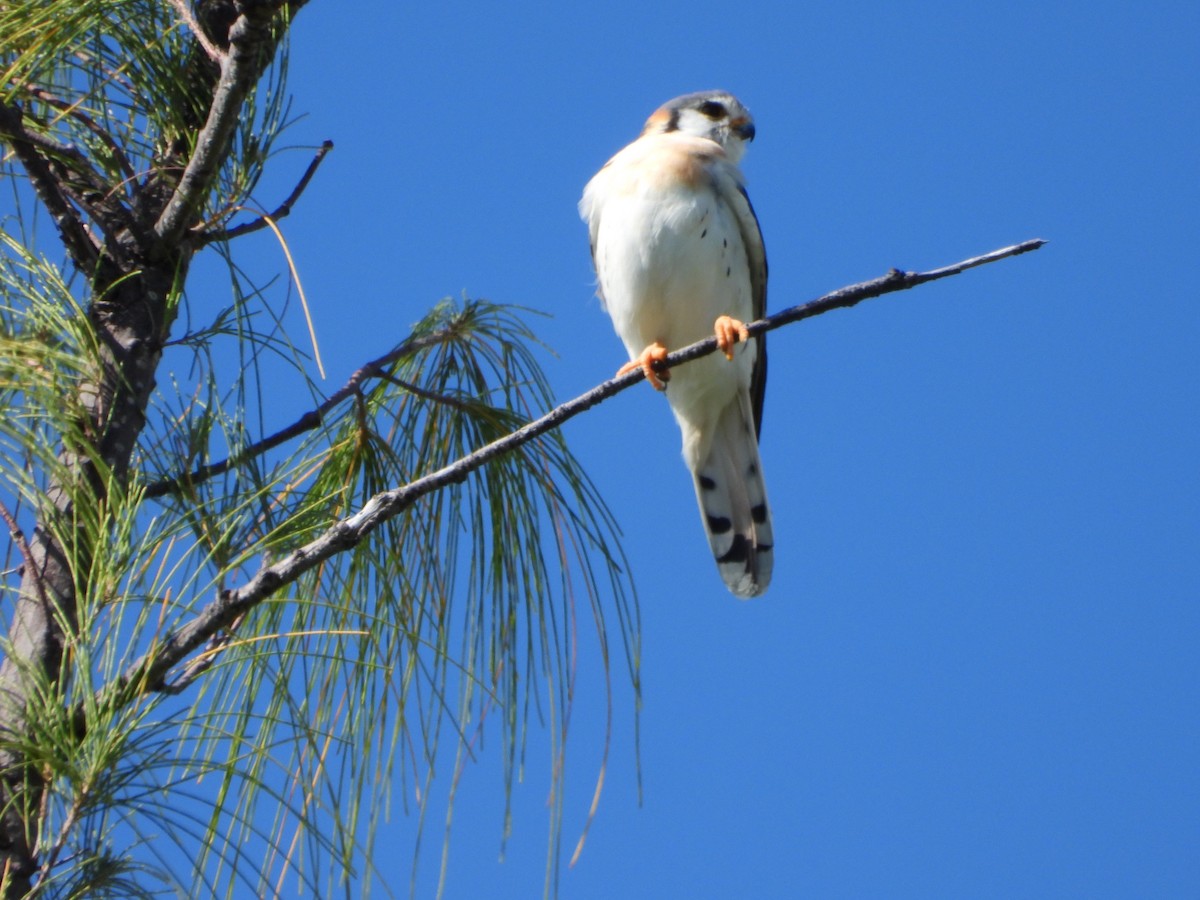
697, 100, 726, 119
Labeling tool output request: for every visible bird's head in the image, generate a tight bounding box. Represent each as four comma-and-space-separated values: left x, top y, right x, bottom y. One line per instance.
641, 90, 756, 163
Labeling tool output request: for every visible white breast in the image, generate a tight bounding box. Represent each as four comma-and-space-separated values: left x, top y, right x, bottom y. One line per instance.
580, 133, 758, 463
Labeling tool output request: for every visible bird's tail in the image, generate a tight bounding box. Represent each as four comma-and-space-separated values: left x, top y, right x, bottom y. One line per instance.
691, 396, 774, 598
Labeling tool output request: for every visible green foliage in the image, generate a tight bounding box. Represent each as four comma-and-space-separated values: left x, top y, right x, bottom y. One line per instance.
1, 0, 290, 238
0, 1, 638, 897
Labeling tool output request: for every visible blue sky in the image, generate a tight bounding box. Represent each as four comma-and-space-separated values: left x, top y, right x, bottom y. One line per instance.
206, 2, 1196, 896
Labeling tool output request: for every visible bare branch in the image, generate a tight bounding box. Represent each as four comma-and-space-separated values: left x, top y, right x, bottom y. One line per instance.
19, 84, 137, 185
143, 327, 473, 499
0, 102, 99, 272
109, 239, 1046, 699
156, 627, 234, 694
165, 0, 228, 64
154, 7, 284, 244
375, 373, 481, 414
711, 238, 1047, 361
196, 140, 334, 245
0, 504, 45, 610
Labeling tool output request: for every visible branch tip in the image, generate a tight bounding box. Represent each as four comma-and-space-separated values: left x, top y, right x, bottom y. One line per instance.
198, 139, 335, 244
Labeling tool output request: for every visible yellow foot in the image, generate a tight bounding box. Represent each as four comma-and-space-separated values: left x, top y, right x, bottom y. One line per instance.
714, 315, 751, 360
617, 342, 670, 391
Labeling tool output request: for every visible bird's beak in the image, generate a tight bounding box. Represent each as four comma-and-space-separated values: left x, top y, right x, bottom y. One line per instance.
732, 118, 755, 141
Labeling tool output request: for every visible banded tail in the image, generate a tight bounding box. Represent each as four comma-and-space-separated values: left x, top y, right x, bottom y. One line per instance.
691, 395, 773, 598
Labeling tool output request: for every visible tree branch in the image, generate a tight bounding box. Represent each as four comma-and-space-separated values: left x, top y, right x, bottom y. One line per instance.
0, 504, 45, 610
0, 102, 99, 273
165, 0, 228, 64
195, 140, 334, 245
143, 327, 471, 499
18, 84, 137, 185
106, 238, 1045, 702
0, 98, 145, 271
154, 5, 283, 244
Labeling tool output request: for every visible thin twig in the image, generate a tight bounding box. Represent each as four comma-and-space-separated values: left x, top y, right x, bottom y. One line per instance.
20, 83, 137, 184
196, 141, 334, 245
157, 627, 235, 694
35, 791, 84, 888
0, 116, 76, 158
0, 503, 47, 609
165, 0, 228, 63
143, 328, 466, 498
376, 373, 481, 414
106, 238, 1046, 700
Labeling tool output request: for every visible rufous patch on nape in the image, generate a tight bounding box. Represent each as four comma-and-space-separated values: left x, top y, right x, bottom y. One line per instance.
580, 91, 773, 598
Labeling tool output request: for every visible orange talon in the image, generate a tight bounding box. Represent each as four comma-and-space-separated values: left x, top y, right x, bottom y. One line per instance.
617, 342, 670, 391
714, 315, 751, 360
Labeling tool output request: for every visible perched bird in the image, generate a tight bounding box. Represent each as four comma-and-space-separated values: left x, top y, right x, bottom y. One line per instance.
579, 91, 773, 598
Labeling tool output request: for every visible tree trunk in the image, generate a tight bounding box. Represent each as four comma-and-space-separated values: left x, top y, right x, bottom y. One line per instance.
0, 255, 180, 893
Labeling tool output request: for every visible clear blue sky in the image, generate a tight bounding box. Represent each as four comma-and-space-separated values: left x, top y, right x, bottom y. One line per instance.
217, 2, 1197, 896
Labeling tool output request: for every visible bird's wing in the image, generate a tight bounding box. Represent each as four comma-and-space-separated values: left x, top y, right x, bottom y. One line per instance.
713, 171, 768, 436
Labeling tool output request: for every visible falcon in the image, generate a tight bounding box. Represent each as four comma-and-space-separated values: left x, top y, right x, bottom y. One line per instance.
579, 90, 773, 598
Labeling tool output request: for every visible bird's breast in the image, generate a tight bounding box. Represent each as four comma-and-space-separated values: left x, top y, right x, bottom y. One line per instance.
594, 186, 752, 354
